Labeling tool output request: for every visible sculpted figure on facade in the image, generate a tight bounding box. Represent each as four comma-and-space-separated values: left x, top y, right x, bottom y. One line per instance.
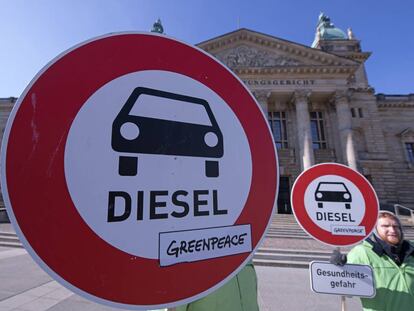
347, 28, 355, 39
216, 45, 302, 68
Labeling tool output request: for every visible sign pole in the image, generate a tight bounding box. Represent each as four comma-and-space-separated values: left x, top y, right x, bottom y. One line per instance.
341, 295, 346, 311
333, 245, 347, 311
338, 246, 346, 311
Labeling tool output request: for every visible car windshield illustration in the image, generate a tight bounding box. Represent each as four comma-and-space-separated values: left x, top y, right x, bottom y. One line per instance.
314, 182, 352, 209
112, 87, 223, 177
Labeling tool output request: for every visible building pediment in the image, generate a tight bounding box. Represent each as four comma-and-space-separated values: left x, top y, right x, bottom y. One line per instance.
197, 28, 359, 74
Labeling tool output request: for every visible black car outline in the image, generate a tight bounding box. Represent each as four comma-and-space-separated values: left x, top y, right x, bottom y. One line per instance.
112, 87, 223, 177
314, 182, 352, 209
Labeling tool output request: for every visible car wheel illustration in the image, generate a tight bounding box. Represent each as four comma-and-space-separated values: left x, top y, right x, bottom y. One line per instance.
119, 156, 138, 176
205, 160, 219, 178
345, 203, 351, 209
318, 202, 323, 208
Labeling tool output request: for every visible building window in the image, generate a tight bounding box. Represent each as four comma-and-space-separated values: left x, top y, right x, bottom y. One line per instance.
358, 108, 364, 118
268, 111, 288, 149
406, 143, 414, 164
310, 111, 327, 149
351, 108, 356, 118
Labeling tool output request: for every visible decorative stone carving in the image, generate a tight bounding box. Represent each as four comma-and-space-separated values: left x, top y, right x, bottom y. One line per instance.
347, 28, 355, 40
333, 90, 348, 102
347, 74, 357, 84
216, 45, 303, 68
253, 90, 270, 103
331, 90, 353, 106
292, 89, 311, 104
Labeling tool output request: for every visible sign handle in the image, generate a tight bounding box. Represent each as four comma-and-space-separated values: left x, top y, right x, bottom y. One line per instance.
341, 295, 346, 311
339, 247, 347, 311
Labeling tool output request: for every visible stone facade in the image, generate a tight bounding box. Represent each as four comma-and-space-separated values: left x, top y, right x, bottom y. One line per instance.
0, 97, 16, 148
0, 97, 17, 210
1, 27, 413, 215
197, 28, 414, 212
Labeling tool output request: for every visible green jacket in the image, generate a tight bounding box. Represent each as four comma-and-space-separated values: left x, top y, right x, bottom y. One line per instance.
347, 240, 414, 311
175, 262, 259, 311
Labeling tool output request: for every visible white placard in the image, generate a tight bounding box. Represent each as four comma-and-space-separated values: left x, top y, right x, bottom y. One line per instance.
310, 261, 375, 297
159, 224, 252, 266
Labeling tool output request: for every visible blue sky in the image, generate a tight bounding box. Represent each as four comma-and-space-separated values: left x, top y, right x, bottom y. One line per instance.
1, 0, 413, 97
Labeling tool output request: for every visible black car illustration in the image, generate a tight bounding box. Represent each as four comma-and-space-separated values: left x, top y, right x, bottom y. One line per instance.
314, 182, 352, 209
112, 87, 223, 177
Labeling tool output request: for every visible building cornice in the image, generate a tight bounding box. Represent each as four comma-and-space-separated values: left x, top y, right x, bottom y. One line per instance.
233, 65, 358, 76
377, 102, 414, 108
0, 97, 17, 102
377, 94, 414, 108
344, 52, 371, 62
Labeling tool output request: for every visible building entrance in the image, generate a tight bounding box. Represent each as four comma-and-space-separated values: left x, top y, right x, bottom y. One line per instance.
278, 176, 292, 214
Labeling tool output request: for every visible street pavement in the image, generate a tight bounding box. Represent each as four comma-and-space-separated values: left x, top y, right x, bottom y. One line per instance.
0, 245, 362, 311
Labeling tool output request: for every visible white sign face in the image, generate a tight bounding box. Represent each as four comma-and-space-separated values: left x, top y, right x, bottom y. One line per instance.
304, 175, 365, 234
310, 261, 375, 297
64, 70, 252, 259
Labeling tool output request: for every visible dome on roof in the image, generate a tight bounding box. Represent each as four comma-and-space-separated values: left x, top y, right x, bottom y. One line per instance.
312, 13, 347, 47
319, 25, 347, 40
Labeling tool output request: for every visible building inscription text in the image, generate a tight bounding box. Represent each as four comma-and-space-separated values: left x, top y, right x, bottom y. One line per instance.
243, 79, 315, 86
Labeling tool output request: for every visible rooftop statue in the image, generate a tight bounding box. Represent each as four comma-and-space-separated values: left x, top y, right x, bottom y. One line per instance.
318, 12, 334, 28
312, 12, 347, 47
151, 18, 164, 34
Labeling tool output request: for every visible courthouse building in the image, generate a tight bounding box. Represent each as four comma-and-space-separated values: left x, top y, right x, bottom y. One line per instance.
1, 14, 414, 216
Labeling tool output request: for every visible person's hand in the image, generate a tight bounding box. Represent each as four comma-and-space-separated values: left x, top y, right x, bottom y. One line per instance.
329, 248, 347, 266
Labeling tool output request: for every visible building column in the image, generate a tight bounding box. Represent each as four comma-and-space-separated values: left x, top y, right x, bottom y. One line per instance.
294, 90, 314, 170
334, 91, 358, 170
253, 90, 269, 115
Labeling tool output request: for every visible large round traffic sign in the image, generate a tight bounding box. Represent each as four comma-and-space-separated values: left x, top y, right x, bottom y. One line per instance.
291, 163, 378, 246
0, 33, 278, 309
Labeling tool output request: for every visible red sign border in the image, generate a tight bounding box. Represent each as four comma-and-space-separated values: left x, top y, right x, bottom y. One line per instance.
1, 32, 278, 308
291, 163, 379, 246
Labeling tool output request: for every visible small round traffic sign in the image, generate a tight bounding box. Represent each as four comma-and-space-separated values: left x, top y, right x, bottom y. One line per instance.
0, 33, 278, 309
291, 163, 378, 246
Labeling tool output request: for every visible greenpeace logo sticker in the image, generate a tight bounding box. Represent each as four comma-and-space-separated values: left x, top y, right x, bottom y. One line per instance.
64, 70, 252, 259
159, 225, 252, 266
331, 225, 366, 236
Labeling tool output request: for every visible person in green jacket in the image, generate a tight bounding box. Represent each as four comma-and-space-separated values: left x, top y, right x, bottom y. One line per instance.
172, 261, 259, 311
347, 211, 414, 311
